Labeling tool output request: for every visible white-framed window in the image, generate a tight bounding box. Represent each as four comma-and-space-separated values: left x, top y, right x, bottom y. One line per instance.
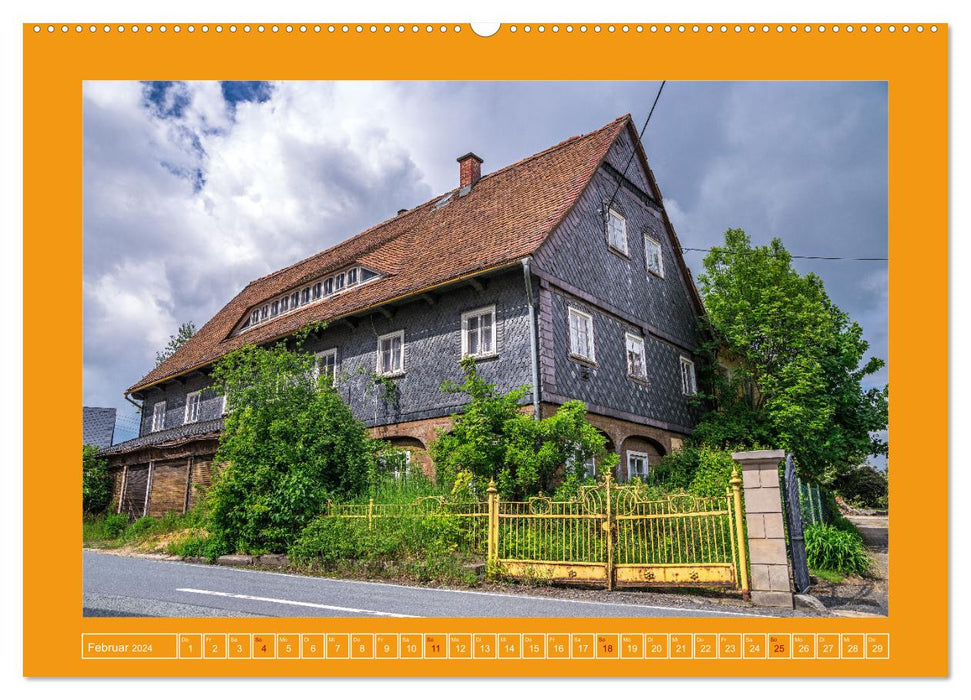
568, 450, 598, 479
461, 305, 497, 359
314, 348, 338, 386
151, 401, 166, 432
645, 235, 664, 277
377, 330, 404, 376
627, 451, 650, 481
680, 356, 697, 396
626, 333, 647, 380
568, 307, 596, 362
184, 390, 201, 424
606, 208, 628, 255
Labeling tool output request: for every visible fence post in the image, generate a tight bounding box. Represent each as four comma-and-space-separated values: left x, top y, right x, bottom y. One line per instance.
368, 498, 374, 531
604, 473, 615, 591
486, 480, 498, 572
732, 449, 794, 608
730, 467, 750, 600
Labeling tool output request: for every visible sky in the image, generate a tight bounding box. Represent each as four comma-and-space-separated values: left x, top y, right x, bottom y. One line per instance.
82, 80, 888, 444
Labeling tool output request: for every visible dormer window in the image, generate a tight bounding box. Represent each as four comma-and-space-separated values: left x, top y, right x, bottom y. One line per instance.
236, 265, 381, 334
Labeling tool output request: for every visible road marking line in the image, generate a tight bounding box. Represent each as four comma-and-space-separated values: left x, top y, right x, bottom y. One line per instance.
176, 588, 418, 618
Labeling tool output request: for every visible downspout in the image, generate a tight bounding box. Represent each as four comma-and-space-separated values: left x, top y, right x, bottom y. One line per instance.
522, 257, 541, 419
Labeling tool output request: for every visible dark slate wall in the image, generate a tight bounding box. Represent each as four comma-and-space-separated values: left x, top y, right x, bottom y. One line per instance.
82, 406, 117, 448
533, 127, 703, 429
546, 289, 697, 430
137, 269, 533, 437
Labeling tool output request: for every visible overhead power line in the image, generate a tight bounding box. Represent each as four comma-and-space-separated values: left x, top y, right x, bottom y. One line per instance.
679, 247, 888, 262
603, 80, 667, 217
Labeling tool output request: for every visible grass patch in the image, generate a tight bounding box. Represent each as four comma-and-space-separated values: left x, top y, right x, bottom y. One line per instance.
83, 509, 206, 552
810, 568, 846, 584
805, 524, 871, 576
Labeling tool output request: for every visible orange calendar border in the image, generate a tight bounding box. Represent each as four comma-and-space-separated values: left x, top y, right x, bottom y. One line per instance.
23, 21, 948, 677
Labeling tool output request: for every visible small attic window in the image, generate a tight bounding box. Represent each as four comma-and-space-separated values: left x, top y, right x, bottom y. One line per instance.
236, 264, 382, 335
433, 193, 454, 210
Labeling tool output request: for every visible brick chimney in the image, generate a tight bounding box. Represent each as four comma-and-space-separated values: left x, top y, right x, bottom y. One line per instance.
457, 152, 483, 188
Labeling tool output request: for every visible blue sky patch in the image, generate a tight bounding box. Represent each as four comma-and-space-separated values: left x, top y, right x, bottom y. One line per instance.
221, 81, 273, 107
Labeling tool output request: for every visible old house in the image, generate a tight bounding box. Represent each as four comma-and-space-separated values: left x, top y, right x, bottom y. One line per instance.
102, 114, 706, 518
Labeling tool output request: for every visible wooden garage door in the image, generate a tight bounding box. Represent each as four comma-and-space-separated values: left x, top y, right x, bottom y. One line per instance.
120, 465, 149, 518
148, 459, 189, 516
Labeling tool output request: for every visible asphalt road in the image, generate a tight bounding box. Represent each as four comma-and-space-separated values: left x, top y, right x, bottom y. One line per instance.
83, 551, 758, 619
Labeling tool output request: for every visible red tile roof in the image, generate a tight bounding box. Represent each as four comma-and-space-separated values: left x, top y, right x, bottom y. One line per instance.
129, 115, 633, 394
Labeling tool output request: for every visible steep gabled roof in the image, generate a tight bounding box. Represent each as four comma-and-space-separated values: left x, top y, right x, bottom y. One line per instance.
128, 115, 639, 394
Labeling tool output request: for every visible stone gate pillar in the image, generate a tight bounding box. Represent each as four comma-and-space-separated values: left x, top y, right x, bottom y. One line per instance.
732, 449, 795, 609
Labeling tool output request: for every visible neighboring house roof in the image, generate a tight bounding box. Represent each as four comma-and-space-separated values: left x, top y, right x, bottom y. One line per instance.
102, 418, 224, 455
82, 406, 117, 448
129, 114, 702, 395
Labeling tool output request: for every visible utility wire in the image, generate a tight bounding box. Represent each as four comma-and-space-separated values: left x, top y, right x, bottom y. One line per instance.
604, 80, 666, 217
680, 247, 887, 261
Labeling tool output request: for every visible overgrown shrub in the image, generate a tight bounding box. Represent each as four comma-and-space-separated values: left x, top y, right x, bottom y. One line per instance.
648, 445, 736, 497
203, 326, 380, 555
82, 445, 113, 516
831, 464, 888, 510
432, 358, 616, 499
804, 524, 871, 575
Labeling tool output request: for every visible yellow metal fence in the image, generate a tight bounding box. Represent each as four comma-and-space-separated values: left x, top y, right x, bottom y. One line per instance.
323, 470, 749, 596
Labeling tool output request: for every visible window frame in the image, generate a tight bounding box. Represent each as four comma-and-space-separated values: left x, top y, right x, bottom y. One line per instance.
606, 208, 629, 256
625, 332, 648, 381
680, 356, 697, 396
314, 348, 339, 386
626, 451, 650, 481
461, 305, 498, 360
645, 234, 665, 278
184, 390, 202, 424
376, 330, 405, 377
567, 307, 596, 364
151, 400, 166, 432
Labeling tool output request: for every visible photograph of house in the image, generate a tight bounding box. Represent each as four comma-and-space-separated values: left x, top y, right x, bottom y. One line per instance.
101, 114, 706, 518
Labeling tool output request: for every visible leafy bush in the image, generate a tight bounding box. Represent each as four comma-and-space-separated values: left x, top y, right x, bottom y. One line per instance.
648, 445, 736, 497
805, 524, 871, 575
203, 327, 380, 555
82, 445, 113, 516
432, 358, 616, 499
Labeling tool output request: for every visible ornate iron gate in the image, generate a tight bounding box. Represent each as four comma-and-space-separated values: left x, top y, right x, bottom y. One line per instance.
489, 472, 750, 595
783, 454, 811, 593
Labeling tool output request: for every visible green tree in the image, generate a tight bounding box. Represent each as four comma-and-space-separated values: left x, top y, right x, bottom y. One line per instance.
203, 326, 379, 554
155, 321, 197, 367
694, 229, 888, 484
82, 444, 113, 515
431, 359, 616, 499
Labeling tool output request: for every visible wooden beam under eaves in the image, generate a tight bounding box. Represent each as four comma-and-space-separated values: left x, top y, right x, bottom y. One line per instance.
467, 277, 486, 293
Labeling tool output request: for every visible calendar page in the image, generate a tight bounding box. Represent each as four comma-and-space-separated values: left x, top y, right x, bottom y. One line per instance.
22, 20, 947, 678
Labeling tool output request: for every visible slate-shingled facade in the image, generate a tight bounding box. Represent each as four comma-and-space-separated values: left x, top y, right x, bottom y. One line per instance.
103, 115, 706, 518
